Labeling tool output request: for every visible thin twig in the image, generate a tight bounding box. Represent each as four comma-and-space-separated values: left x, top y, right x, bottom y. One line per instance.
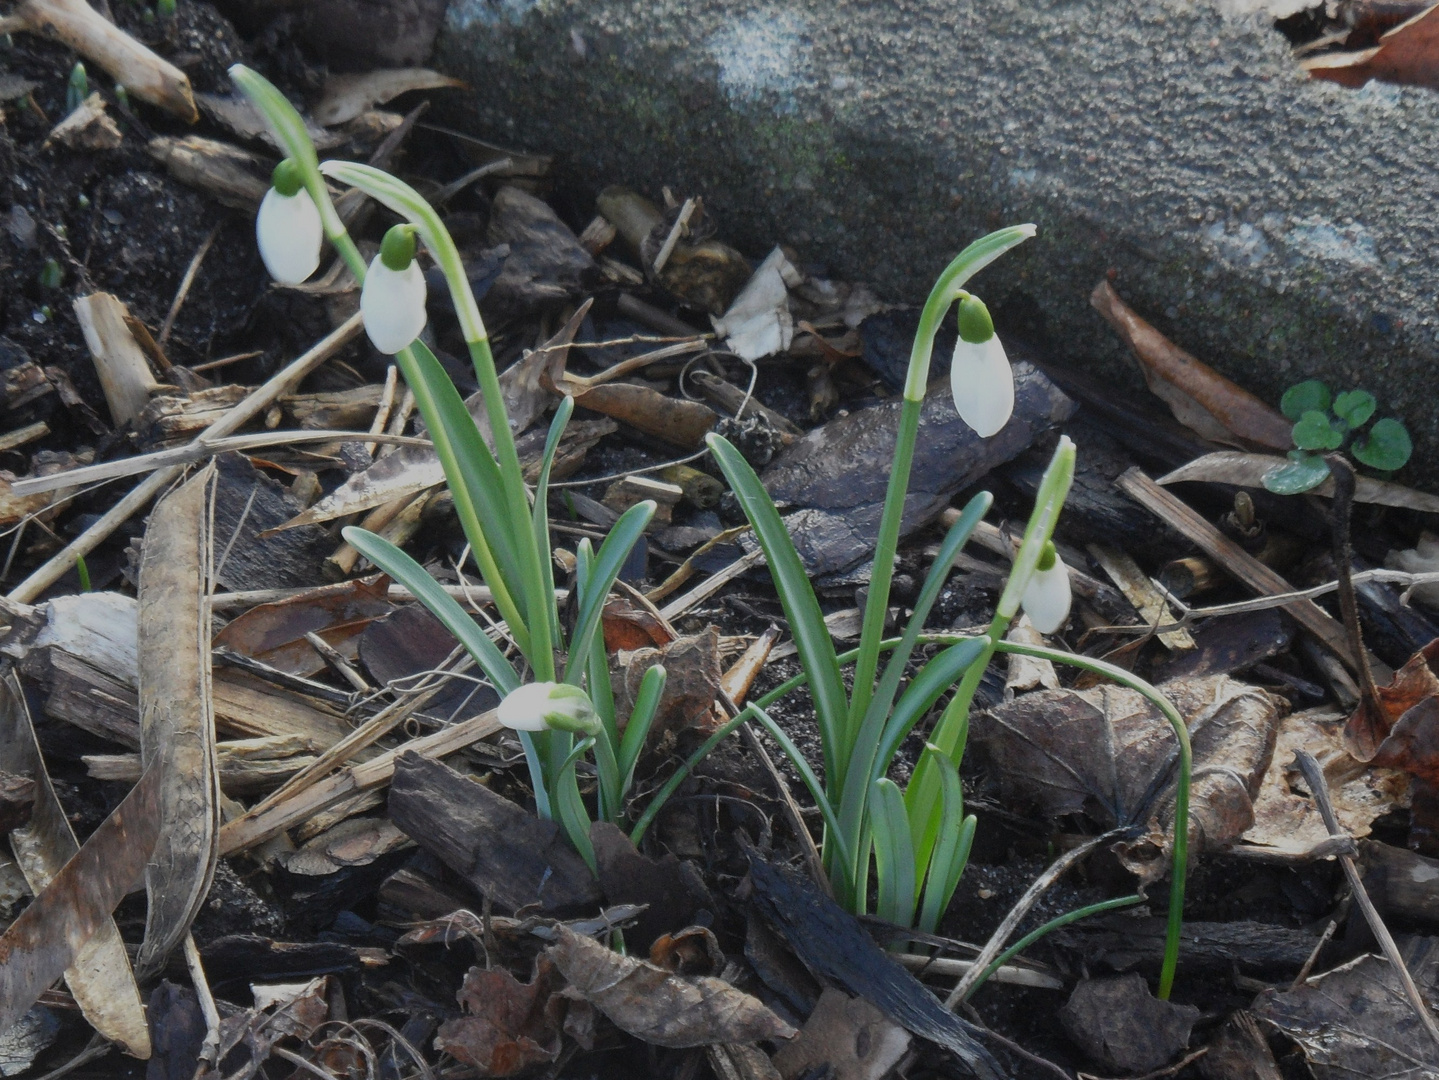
1325, 455, 1385, 716
9, 312, 365, 603
1293, 749, 1439, 1051
159, 223, 220, 347
945, 830, 1123, 1006
183, 933, 222, 1066
652, 197, 696, 275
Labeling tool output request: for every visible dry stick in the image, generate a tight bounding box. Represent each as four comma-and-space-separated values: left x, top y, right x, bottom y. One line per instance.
191, 350, 262, 374
1292, 748, 1439, 1051
8, 312, 364, 603
944, 830, 1123, 1007
218, 706, 501, 855
158, 223, 220, 347
1291, 889, 1350, 989
183, 933, 222, 1066
1116, 468, 1391, 681
303, 630, 370, 692
651, 197, 696, 275
1324, 455, 1386, 719
658, 547, 765, 621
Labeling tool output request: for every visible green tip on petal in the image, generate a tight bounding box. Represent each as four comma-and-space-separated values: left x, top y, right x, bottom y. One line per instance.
271, 158, 304, 198
1036, 540, 1058, 572
957, 294, 994, 344
379, 224, 418, 271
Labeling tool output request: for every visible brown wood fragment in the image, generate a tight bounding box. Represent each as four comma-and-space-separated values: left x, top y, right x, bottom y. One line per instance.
1117, 468, 1390, 681
147, 135, 269, 211
572, 382, 717, 449
387, 752, 601, 912
0, 773, 35, 836
73, 293, 161, 429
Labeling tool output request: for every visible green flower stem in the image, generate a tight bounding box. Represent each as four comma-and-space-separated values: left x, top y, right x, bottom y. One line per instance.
848, 226, 1036, 743
229, 64, 538, 660
964, 894, 1143, 999
993, 638, 1189, 1001
319, 161, 555, 680
905, 435, 1074, 877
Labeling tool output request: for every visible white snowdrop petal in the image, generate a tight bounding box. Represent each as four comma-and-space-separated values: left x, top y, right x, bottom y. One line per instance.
360, 257, 428, 354
497, 682, 558, 732
1021, 559, 1072, 635
256, 188, 323, 285
949, 335, 1015, 438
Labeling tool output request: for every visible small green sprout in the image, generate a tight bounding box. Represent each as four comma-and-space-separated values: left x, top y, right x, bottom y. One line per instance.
65, 62, 87, 114
156, 0, 175, 18
114, 84, 130, 109
38, 259, 63, 289
1264, 379, 1413, 494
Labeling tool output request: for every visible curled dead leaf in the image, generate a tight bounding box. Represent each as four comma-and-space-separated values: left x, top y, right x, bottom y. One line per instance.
546, 925, 795, 1048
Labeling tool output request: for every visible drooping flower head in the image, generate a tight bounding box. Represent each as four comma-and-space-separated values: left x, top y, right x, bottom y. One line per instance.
949, 293, 1014, 438
497, 681, 601, 736
1021, 540, 1072, 634
256, 158, 323, 285
360, 223, 427, 354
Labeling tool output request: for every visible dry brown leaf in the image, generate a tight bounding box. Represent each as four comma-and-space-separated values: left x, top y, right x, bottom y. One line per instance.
134, 465, 219, 978
1159, 451, 1439, 513
547, 925, 795, 1048
1091, 281, 1292, 451
974, 675, 1284, 880
614, 628, 721, 737
0, 763, 162, 1038
1243, 708, 1409, 856
1304, 3, 1439, 89
213, 575, 394, 678
0, 675, 151, 1057
435, 957, 565, 1076
313, 69, 465, 126
1253, 938, 1439, 1078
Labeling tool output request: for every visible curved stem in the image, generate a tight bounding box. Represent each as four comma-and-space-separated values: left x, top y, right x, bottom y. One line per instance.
965, 893, 1143, 1000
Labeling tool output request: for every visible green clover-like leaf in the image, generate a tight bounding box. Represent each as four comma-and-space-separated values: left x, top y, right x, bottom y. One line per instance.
1292, 410, 1343, 451
1333, 389, 1376, 429
1262, 452, 1332, 495
1281, 380, 1331, 421
1352, 417, 1412, 472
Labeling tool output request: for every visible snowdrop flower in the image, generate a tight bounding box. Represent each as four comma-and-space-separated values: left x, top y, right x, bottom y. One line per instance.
360, 224, 427, 354
1022, 542, 1072, 634
497, 682, 600, 736
949, 294, 1013, 438
256, 159, 322, 285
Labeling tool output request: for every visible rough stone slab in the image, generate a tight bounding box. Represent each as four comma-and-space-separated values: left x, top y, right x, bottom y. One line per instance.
435, 0, 1439, 485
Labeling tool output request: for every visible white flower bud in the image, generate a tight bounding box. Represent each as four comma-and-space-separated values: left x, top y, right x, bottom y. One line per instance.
360, 255, 427, 355
949, 334, 1015, 439
497, 682, 600, 735
1021, 556, 1072, 634
256, 187, 322, 285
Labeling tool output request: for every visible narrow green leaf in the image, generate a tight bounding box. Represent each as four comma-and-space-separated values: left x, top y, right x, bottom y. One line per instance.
342, 527, 518, 694
917, 756, 972, 932
533, 397, 573, 663
750, 706, 851, 894
618, 665, 666, 797
554, 766, 596, 873
1280, 379, 1331, 421
707, 432, 849, 785
871, 778, 917, 929
873, 639, 986, 784
563, 502, 655, 685
1353, 417, 1413, 471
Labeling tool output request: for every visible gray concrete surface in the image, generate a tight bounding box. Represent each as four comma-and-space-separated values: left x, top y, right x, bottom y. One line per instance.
434, 0, 1439, 486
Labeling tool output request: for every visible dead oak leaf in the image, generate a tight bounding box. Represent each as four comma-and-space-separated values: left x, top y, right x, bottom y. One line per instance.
1343, 639, 1439, 763
973, 675, 1283, 880
1253, 937, 1439, 1080
435, 956, 565, 1076
546, 925, 795, 1048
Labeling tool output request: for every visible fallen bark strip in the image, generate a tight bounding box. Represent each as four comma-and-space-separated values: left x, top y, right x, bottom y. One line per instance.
1117, 468, 1391, 681
8, 312, 364, 603
217, 708, 501, 855
135, 466, 219, 979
